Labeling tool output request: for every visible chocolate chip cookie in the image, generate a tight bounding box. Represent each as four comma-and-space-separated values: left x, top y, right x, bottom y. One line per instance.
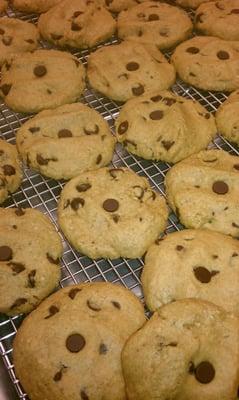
38, 0, 116, 49
87, 40, 176, 102
165, 149, 239, 238
0, 17, 39, 68
122, 299, 239, 400
0, 0, 7, 13
16, 103, 115, 180
174, 0, 211, 8
58, 167, 168, 259
0, 139, 22, 205
0, 207, 63, 316
216, 90, 239, 145
13, 282, 146, 400
117, 1, 193, 50
0, 49, 86, 113
115, 90, 216, 163
171, 36, 239, 92
142, 229, 239, 315
11, 0, 61, 13
195, 0, 239, 41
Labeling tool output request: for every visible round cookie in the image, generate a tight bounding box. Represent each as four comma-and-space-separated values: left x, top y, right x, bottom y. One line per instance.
11, 0, 61, 13
87, 40, 176, 102
0, 0, 7, 13
38, 0, 116, 50
13, 282, 146, 400
58, 167, 168, 259
0, 49, 86, 113
142, 229, 239, 315
115, 90, 216, 163
0, 139, 22, 205
165, 149, 239, 238
171, 36, 239, 92
117, 1, 193, 50
216, 90, 239, 145
0, 17, 39, 68
122, 299, 239, 400
195, 0, 239, 41
0, 207, 63, 316
16, 103, 115, 180
174, 0, 211, 8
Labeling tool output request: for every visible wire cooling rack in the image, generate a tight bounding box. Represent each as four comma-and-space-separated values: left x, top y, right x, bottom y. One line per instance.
0, 6, 239, 400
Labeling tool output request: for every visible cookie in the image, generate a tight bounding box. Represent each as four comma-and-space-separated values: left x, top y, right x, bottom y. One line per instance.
58, 167, 168, 259
165, 149, 239, 238
87, 40, 176, 102
195, 0, 239, 41
0, 207, 63, 316
122, 299, 239, 400
0, 0, 7, 13
216, 90, 239, 145
142, 229, 239, 315
115, 90, 216, 163
0, 139, 22, 205
174, 0, 211, 8
16, 103, 115, 180
117, 1, 193, 50
0, 17, 39, 68
13, 282, 146, 400
11, 0, 61, 13
171, 36, 239, 92
0, 49, 85, 113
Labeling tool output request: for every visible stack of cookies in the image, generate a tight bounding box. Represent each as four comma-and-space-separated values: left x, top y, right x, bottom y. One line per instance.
0, 0, 238, 399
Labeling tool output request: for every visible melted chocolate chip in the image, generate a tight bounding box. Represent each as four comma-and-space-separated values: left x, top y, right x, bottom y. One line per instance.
118, 120, 128, 135
217, 51, 230, 60
80, 390, 89, 400
186, 47, 200, 54
47, 253, 59, 264
195, 12, 204, 23
112, 214, 119, 223
212, 181, 228, 194
0, 246, 12, 261
109, 168, 124, 179
230, 8, 239, 13
111, 300, 121, 309
66, 333, 85, 353
68, 288, 81, 299
148, 13, 159, 21
151, 94, 162, 102
194, 266, 211, 283
7, 262, 25, 274
76, 183, 91, 192
71, 198, 85, 211
233, 164, 239, 170
29, 127, 40, 133
149, 110, 164, 120
2, 36, 12, 46
71, 21, 81, 31
53, 370, 63, 382
0, 28, 5, 35
58, 129, 72, 138
3, 164, 15, 176
215, 1, 224, 9
176, 245, 184, 251
163, 97, 176, 106
162, 140, 175, 150
36, 154, 49, 165
34, 65, 47, 77
84, 125, 99, 135
232, 222, 239, 228
126, 62, 139, 71
99, 343, 108, 354
25, 38, 34, 44
10, 298, 27, 309
51, 33, 63, 40
195, 361, 215, 384
87, 299, 101, 311
132, 84, 144, 96
103, 199, 119, 212
73, 10, 83, 17
44, 305, 59, 319
96, 154, 102, 165
28, 270, 36, 288
0, 84, 12, 96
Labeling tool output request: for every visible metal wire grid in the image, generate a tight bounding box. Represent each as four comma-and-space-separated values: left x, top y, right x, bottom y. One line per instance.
0, 6, 239, 400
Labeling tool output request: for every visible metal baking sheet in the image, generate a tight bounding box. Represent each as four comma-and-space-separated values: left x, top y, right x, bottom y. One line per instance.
0, 6, 239, 400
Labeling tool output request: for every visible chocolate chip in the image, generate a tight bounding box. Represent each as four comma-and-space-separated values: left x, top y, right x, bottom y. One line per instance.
58, 129, 72, 138
118, 120, 128, 135
111, 300, 121, 309
3, 164, 15, 176
0, 246, 12, 261
230, 8, 239, 13
163, 97, 176, 106
71, 198, 85, 211
232, 222, 239, 228
211, 270, 219, 277
195, 12, 204, 23
54, 370, 62, 382
7, 262, 25, 274
194, 266, 211, 283
71, 21, 81, 31
126, 62, 139, 71
149, 110, 164, 120
66, 333, 85, 353
132, 84, 144, 96
25, 38, 34, 44
34, 65, 47, 77
0, 28, 5, 35
151, 94, 162, 102
47, 89, 52, 94
37, 154, 48, 165
232, 252, 238, 257
51, 33, 63, 40
99, 343, 108, 354
160, 30, 168, 37
76, 183, 91, 192
112, 214, 119, 223
84, 125, 99, 135
212, 181, 228, 194
195, 361, 215, 384
215, 1, 224, 9
176, 245, 184, 251
44, 305, 59, 319
73, 10, 83, 17
109, 168, 124, 179
2, 36, 12, 46
87, 299, 101, 311
10, 298, 27, 309
96, 154, 102, 165
103, 199, 119, 212
186, 47, 200, 54
233, 164, 239, 170
80, 390, 89, 400
68, 288, 81, 299
28, 270, 36, 288
148, 14, 159, 21
47, 253, 59, 264
189, 361, 195, 374
217, 51, 230, 60
0, 84, 12, 96
162, 140, 175, 150
29, 127, 40, 133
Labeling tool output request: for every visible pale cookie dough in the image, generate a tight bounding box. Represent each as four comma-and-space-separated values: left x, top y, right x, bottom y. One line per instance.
0, 49, 85, 113
115, 90, 216, 163
165, 149, 239, 238
0, 139, 22, 205
122, 299, 239, 400
142, 229, 239, 315
0, 207, 63, 316
58, 167, 168, 259
117, 1, 193, 50
0, 17, 39, 67
171, 36, 239, 92
195, 0, 239, 41
38, 0, 116, 49
16, 103, 115, 180
11, 0, 61, 13
87, 40, 176, 102
13, 282, 146, 400
216, 90, 239, 145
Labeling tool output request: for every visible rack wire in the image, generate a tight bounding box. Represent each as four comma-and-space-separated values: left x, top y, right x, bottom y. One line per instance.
0, 5, 239, 400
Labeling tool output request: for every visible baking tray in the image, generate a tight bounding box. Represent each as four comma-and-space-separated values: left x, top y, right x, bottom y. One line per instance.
0, 6, 239, 400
